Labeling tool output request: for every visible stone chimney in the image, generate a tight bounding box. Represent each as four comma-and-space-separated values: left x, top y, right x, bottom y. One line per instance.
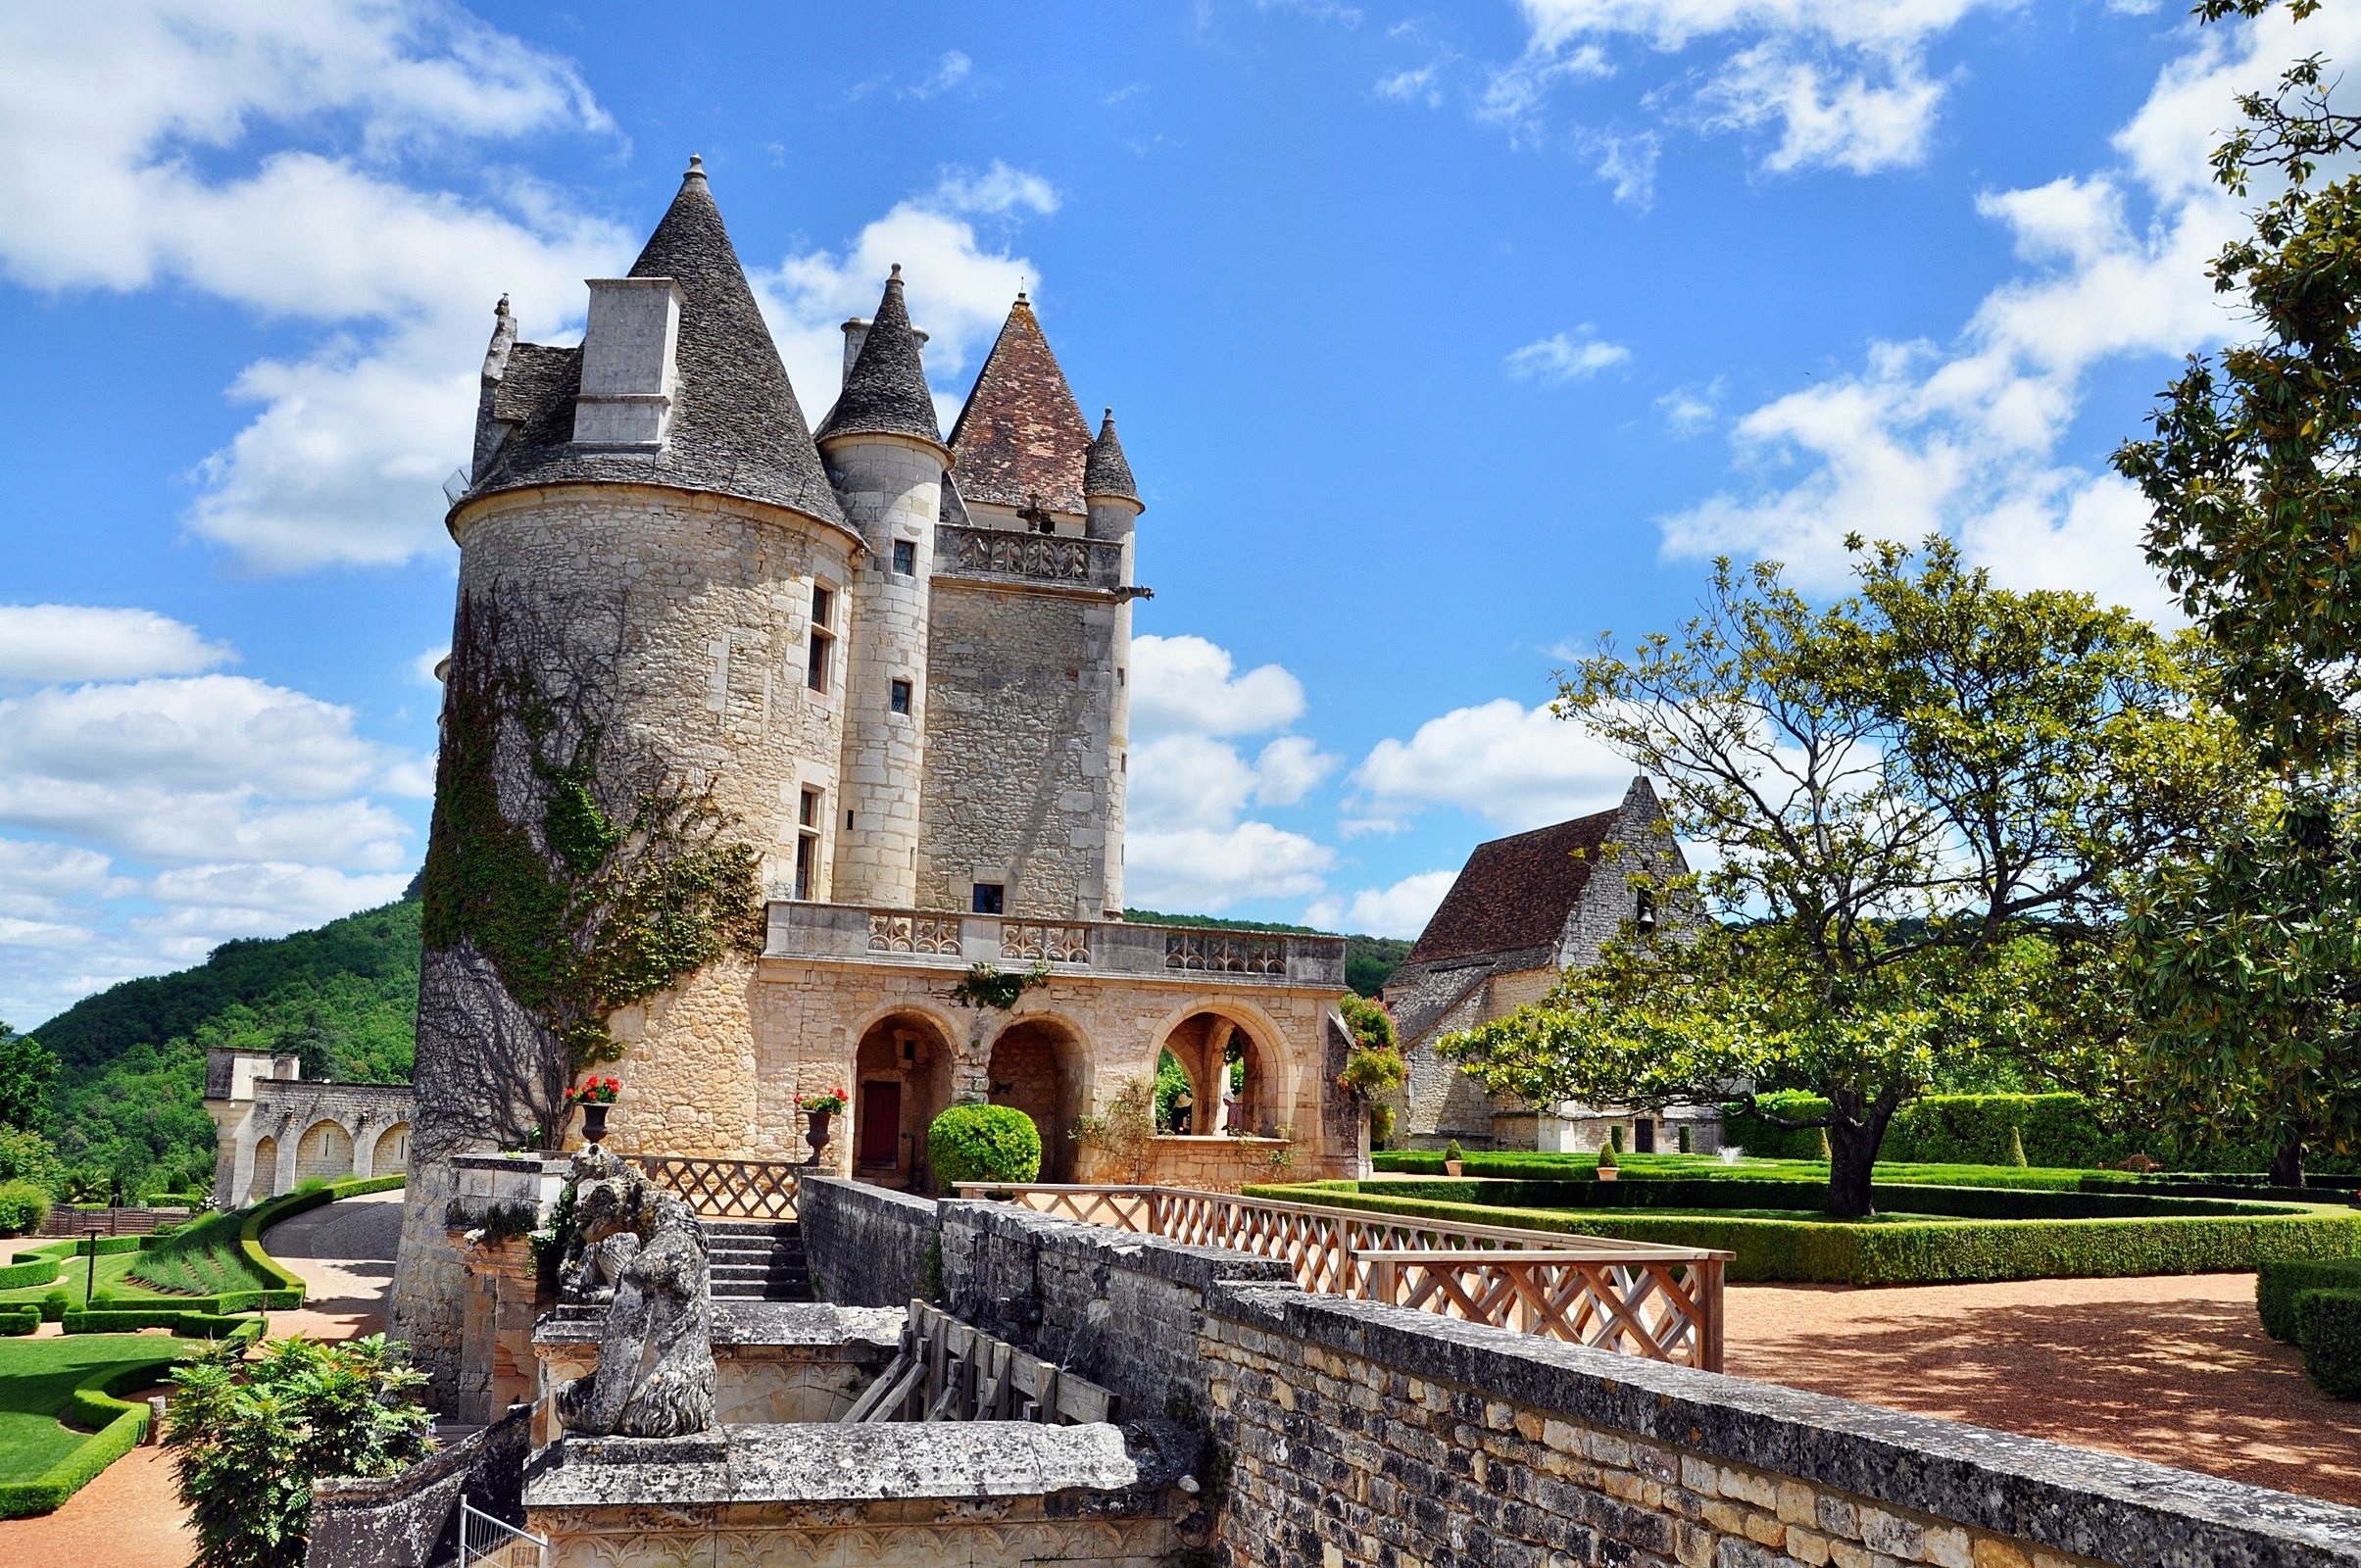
572, 276, 685, 449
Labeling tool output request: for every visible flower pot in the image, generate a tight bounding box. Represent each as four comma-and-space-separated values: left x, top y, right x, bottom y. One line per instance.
578, 1102, 611, 1147
1597, 1165, 1619, 1183
805, 1109, 834, 1164
1444, 1158, 1463, 1179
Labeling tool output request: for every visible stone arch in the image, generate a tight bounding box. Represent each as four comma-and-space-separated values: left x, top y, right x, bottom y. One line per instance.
295, 1118, 355, 1183
370, 1121, 410, 1174
247, 1135, 278, 1202
1153, 1004, 1294, 1139
986, 1013, 1090, 1182
852, 1010, 957, 1188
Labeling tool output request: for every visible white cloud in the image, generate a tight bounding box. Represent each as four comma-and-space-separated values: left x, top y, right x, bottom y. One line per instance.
1485, 0, 2005, 179
1306, 869, 1459, 940
1120, 634, 1337, 912
1657, 381, 1720, 433
1505, 328, 1631, 384
931, 160, 1061, 218
904, 50, 972, 100
1648, 10, 2361, 618
1352, 698, 1636, 832
1130, 634, 1305, 739
0, 2, 631, 572
1376, 66, 1446, 108
0, 606, 235, 683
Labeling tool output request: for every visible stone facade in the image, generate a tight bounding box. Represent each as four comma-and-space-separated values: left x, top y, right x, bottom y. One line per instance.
202, 1048, 412, 1207
395, 162, 1363, 1402
1386, 776, 1723, 1152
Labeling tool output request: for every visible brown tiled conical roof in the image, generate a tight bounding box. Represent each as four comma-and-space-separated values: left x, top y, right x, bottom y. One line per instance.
816, 266, 942, 448
460, 158, 847, 528
946, 294, 1093, 514
1082, 408, 1140, 505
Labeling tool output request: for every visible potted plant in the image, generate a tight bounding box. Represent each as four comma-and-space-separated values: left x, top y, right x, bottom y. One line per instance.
1444, 1140, 1465, 1179
1596, 1139, 1620, 1183
565, 1077, 619, 1146
798, 1087, 848, 1163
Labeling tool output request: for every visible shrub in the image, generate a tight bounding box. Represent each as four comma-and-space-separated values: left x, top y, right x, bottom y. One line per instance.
169, 1335, 433, 1568
2006, 1127, 2028, 1168
0, 1125, 65, 1198
0, 1179, 51, 1236
2297, 1290, 2361, 1398
928, 1104, 1043, 1190
0, 1251, 61, 1290
0, 1305, 36, 1335
40, 1288, 69, 1322
1720, 1091, 2138, 1168
2256, 1256, 2361, 1342
1445, 1140, 1465, 1165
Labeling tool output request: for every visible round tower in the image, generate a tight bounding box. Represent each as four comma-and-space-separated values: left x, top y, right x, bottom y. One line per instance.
393, 158, 864, 1410
1084, 408, 1145, 915
815, 266, 947, 908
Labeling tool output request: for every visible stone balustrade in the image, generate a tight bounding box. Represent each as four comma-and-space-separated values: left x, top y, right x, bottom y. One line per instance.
764, 902, 1347, 990
933, 522, 1126, 592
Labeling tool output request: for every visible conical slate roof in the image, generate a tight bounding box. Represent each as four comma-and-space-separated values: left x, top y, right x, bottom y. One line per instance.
1082, 408, 1139, 505
459, 158, 847, 528
946, 294, 1093, 514
816, 266, 943, 447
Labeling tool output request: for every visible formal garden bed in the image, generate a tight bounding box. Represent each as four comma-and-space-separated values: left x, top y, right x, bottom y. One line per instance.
1256, 1170, 2361, 1287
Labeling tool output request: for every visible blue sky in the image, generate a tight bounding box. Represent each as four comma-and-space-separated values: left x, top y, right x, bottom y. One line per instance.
0, 0, 2329, 1024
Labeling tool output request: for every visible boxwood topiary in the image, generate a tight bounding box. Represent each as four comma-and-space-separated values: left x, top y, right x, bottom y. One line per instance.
927, 1104, 1042, 1191
2256, 1255, 2361, 1342
2297, 1290, 2361, 1397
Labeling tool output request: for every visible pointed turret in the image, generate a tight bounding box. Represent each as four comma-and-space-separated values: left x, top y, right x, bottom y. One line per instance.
817, 265, 944, 449
1082, 407, 1140, 507
455, 156, 846, 528
947, 292, 1094, 515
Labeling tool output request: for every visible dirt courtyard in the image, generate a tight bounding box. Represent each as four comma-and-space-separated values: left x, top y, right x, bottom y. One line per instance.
1725, 1271, 2361, 1506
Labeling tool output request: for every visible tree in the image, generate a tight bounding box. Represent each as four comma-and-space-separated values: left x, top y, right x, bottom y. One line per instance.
168, 1334, 432, 1568
1443, 541, 2236, 1215
0, 1026, 55, 1130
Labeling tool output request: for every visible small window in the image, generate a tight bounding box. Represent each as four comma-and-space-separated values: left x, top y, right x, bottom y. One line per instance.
811, 584, 833, 628
1635, 888, 1657, 933
807, 636, 830, 693
846, 809, 856, 830
794, 833, 816, 901
892, 540, 916, 575
799, 788, 819, 829
971, 882, 1005, 915
889, 678, 912, 714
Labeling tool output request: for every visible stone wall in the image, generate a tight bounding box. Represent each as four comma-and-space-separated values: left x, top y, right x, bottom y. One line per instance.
305, 1403, 532, 1568
816, 1193, 2361, 1568
798, 1175, 942, 1307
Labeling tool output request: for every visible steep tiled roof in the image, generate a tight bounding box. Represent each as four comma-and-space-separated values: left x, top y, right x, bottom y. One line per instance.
1403, 807, 1623, 965
461, 159, 847, 528
1082, 408, 1139, 504
816, 266, 942, 448
946, 294, 1093, 513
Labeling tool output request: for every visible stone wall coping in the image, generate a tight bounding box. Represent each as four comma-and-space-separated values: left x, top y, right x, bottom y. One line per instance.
944, 1197, 1296, 1293
800, 1174, 938, 1221
521, 1421, 1161, 1509
534, 1299, 903, 1349
311, 1404, 530, 1503
1205, 1280, 2361, 1568
451, 1153, 571, 1174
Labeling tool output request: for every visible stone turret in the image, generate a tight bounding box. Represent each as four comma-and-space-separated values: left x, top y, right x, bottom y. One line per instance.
816, 266, 947, 907
1084, 410, 1144, 915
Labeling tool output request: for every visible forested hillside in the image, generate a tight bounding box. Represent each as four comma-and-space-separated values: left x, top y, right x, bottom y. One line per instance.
26, 896, 421, 1194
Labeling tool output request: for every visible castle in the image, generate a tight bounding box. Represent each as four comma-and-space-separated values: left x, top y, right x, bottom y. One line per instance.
391, 159, 1361, 1410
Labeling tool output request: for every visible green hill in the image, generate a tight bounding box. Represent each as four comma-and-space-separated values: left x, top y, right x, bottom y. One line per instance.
28, 897, 422, 1194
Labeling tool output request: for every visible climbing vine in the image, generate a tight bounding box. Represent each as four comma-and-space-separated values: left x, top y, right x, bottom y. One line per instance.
419, 592, 766, 1089
951, 961, 1052, 1012
1335, 993, 1406, 1098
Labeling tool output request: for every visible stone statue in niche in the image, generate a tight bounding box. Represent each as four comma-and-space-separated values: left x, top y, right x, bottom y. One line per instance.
553, 1150, 717, 1438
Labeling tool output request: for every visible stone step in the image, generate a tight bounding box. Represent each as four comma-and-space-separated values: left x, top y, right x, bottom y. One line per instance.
706, 1242, 803, 1262
709, 1263, 808, 1284
702, 1220, 801, 1238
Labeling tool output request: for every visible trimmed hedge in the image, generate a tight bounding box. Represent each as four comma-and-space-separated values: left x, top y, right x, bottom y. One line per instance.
2257, 1255, 2361, 1342
0, 1334, 262, 1520
928, 1103, 1044, 1190
1253, 1182, 2361, 1287
2297, 1290, 2361, 1398
0, 1253, 61, 1290
0, 1306, 36, 1335
61, 1307, 257, 1338
122, 1171, 404, 1312
1355, 1176, 2292, 1222
1722, 1092, 2131, 1167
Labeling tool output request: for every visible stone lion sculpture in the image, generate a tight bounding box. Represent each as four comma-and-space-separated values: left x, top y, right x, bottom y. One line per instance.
553, 1151, 717, 1439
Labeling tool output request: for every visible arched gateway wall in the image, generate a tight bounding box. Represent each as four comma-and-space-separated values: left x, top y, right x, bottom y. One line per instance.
574, 904, 1363, 1189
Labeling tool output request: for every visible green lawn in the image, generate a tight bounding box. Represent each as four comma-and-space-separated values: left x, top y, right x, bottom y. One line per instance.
0, 1335, 188, 1486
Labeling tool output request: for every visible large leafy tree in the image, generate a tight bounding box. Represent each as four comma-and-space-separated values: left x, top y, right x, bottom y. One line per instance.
0, 1026, 55, 1131
1443, 540, 2236, 1215
2112, 0, 2361, 1184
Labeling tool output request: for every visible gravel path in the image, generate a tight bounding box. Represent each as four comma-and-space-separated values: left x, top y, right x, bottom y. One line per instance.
1725, 1272, 2361, 1506
0, 1190, 407, 1568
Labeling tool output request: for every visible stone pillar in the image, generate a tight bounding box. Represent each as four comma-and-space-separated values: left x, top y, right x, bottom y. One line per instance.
442, 1153, 570, 1421
272, 1124, 300, 1196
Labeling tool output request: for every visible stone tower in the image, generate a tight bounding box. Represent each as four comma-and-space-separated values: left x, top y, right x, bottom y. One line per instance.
814, 267, 946, 907
392, 158, 867, 1399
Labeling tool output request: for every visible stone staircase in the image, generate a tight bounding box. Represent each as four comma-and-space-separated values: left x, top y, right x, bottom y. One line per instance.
704, 1219, 811, 1302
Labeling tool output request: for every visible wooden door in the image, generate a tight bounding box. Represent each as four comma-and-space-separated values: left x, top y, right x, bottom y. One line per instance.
857, 1080, 903, 1168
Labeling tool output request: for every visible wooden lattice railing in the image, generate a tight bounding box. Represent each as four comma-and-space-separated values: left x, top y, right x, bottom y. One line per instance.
956, 1184, 1728, 1371
629, 1156, 800, 1220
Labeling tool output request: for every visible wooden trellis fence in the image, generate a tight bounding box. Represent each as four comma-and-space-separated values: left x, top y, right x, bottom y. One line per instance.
956, 1183, 1728, 1372
843, 1298, 1118, 1425
628, 1156, 800, 1220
